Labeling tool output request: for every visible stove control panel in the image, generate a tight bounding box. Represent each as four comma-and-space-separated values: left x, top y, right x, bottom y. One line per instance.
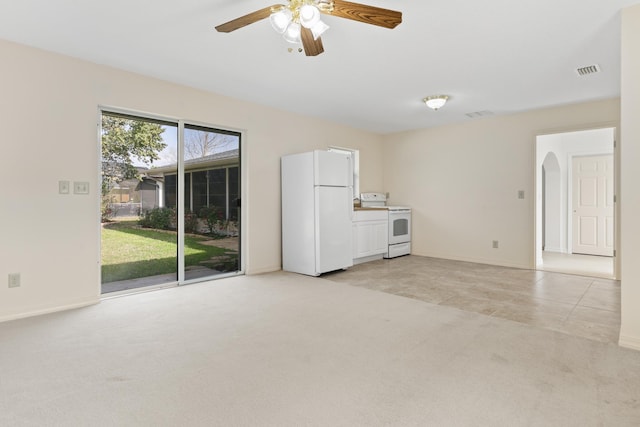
360, 192, 387, 207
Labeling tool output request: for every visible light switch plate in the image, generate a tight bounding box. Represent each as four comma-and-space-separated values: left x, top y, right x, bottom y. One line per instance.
59, 180, 70, 194
8, 273, 20, 288
74, 181, 89, 195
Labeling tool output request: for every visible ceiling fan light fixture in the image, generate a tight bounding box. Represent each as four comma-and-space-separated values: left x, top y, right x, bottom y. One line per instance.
283, 22, 302, 43
270, 9, 292, 34
215, 1, 402, 57
423, 95, 449, 111
310, 20, 329, 40
299, 5, 321, 29
315, 0, 334, 13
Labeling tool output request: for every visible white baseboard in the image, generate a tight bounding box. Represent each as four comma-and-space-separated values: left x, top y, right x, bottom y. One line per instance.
0, 299, 99, 323
411, 251, 531, 270
619, 334, 640, 351
246, 265, 282, 275
543, 247, 564, 253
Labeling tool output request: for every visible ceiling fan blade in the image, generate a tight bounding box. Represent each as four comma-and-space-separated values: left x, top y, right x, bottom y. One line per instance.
215, 5, 282, 33
300, 27, 325, 56
325, 0, 402, 29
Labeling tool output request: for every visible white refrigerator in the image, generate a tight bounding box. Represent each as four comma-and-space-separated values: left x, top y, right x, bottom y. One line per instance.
281, 150, 353, 276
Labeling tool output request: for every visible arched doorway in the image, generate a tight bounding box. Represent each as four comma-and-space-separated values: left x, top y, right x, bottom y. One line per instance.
535, 128, 615, 279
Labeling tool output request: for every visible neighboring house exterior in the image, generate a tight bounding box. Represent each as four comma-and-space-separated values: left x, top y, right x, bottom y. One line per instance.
143, 148, 240, 220
105, 149, 240, 219
104, 166, 159, 218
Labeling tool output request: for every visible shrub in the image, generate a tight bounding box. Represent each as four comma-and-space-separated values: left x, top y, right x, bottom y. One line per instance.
101, 194, 118, 223
101, 203, 115, 223
184, 210, 199, 234
139, 207, 174, 230
199, 206, 225, 237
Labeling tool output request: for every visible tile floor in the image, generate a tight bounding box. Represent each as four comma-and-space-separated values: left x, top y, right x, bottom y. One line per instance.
540, 251, 614, 279
324, 255, 621, 345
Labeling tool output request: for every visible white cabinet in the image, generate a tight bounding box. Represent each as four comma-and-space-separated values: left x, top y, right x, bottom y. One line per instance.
352, 210, 388, 263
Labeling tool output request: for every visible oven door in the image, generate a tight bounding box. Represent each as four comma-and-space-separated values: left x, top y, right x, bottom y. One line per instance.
388, 209, 411, 245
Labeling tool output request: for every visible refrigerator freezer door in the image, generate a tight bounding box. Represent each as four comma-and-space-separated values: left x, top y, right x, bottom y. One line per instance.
314, 150, 353, 187
316, 186, 353, 273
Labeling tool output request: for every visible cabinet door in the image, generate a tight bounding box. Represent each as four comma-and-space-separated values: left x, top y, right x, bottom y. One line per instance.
352, 220, 389, 259
353, 222, 374, 258
372, 222, 389, 253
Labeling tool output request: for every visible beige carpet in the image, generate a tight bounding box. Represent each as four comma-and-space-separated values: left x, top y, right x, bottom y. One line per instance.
1, 272, 639, 426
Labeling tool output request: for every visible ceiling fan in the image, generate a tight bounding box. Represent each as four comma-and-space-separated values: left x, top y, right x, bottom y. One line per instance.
215, 0, 402, 57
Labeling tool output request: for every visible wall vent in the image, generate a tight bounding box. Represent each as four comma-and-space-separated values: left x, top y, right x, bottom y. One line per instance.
465, 110, 494, 119
576, 64, 601, 76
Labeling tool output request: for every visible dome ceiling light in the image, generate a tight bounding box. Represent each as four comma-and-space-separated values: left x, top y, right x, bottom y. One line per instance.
423, 95, 449, 111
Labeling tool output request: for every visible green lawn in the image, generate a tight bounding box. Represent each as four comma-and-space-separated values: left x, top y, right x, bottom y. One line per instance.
101, 221, 228, 283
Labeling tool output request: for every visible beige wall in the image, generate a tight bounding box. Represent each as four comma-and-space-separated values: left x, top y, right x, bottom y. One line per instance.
620, 4, 640, 350
2, 20, 639, 351
0, 39, 383, 321
381, 100, 620, 269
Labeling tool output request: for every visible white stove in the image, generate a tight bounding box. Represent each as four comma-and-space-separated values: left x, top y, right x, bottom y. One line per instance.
360, 193, 411, 258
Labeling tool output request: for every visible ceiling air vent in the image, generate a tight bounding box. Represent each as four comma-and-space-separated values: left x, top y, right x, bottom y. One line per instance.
465, 110, 494, 119
576, 64, 601, 76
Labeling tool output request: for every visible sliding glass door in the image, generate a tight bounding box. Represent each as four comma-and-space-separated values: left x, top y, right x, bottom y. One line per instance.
181, 124, 240, 281
100, 111, 241, 294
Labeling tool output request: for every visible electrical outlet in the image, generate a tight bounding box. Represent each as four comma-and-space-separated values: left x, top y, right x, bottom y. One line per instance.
59, 180, 70, 194
74, 181, 90, 195
8, 273, 20, 288
518, 190, 525, 199
492, 240, 499, 249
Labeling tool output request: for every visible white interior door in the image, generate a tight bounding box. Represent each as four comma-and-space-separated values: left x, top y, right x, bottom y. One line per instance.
572, 154, 614, 256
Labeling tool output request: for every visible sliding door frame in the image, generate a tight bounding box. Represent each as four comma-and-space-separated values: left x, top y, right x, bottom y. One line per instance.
177, 120, 186, 283
98, 106, 245, 294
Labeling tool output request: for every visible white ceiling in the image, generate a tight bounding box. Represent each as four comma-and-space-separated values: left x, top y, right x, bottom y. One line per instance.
0, 0, 637, 133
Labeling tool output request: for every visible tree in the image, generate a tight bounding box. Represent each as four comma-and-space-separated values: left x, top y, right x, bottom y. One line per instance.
184, 130, 236, 160
101, 115, 167, 198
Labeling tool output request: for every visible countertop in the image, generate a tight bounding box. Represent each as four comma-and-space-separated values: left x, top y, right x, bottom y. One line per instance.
354, 206, 388, 211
